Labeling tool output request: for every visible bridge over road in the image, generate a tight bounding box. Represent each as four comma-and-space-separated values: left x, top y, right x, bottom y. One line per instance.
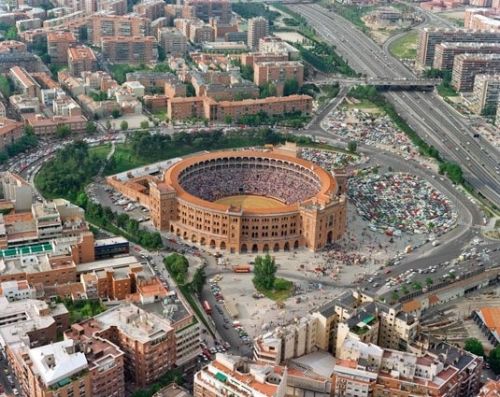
313, 77, 442, 91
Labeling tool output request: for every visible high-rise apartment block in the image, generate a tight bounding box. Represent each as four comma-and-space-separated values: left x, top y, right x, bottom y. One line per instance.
159, 27, 188, 55
101, 36, 157, 64
68, 45, 98, 77
90, 303, 176, 387
247, 17, 269, 49
90, 15, 151, 45
183, 0, 231, 23
47, 31, 77, 65
433, 42, 500, 70
134, 0, 166, 20
416, 28, 500, 68
452, 53, 500, 91
471, 74, 500, 114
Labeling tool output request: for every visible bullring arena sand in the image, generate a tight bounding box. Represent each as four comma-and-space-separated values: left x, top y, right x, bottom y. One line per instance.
215, 195, 285, 209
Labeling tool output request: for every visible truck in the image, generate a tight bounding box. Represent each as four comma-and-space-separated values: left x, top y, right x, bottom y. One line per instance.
232, 264, 251, 273
202, 300, 212, 315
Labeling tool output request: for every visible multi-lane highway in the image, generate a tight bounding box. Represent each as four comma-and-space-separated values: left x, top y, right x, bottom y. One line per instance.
291, 3, 500, 207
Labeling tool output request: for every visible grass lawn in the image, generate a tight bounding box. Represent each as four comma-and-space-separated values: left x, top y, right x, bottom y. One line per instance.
256, 278, 294, 302
389, 30, 418, 59
58, 298, 107, 323
437, 83, 458, 97
105, 144, 147, 174
89, 143, 112, 159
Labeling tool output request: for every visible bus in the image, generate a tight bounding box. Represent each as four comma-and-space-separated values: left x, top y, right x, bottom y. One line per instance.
203, 300, 212, 315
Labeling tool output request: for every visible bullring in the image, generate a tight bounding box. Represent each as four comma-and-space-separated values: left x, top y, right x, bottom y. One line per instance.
107, 145, 348, 253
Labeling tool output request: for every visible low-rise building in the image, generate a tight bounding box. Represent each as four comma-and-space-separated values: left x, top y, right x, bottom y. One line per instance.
193, 353, 288, 397
9, 66, 40, 98
26, 114, 87, 135
254, 61, 304, 95
0, 280, 35, 301
0, 118, 23, 151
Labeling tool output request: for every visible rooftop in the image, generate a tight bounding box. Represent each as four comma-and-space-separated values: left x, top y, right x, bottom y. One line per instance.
75, 255, 141, 274
94, 302, 173, 344
29, 339, 88, 387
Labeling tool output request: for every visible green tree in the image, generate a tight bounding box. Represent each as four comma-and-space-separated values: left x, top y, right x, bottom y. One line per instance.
164, 253, 189, 284
5, 26, 18, 40
253, 254, 277, 291
191, 267, 206, 294
391, 291, 399, 302
120, 120, 128, 131
425, 277, 433, 286
259, 82, 277, 98
0, 75, 11, 98
105, 120, 112, 130
55, 124, 72, 138
112, 109, 121, 119
140, 120, 149, 129
489, 346, 500, 374
85, 121, 97, 134
412, 282, 422, 291
284, 79, 299, 96
186, 82, 196, 97
347, 140, 358, 153
224, 115, 233, 125
401, 286, 409, 295
464, 338, 484, 357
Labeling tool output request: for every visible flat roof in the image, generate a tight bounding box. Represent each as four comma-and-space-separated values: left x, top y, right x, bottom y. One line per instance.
76, 255, 140, 274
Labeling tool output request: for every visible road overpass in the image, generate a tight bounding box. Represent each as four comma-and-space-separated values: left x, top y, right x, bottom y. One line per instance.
313, 77, 442, 90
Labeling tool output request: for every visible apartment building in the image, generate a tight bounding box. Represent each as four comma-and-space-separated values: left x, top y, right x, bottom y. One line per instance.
68, 45, 98, 77
16, 339, 92, 397
92, 303, 176, 387
167, 95, 313, 122
0, 279, 35, 301
254, 315, 318, 365
464, 8, 500, 30
452, 53, 500, 91
134, 0, 165, 20
331, 337, 483, 397
416, 28, 500, 68
0, 40, 27, 54
241, 52, 289, 68
433, 42, 500, 70
126, 71, 179, 92
311, 291, 418, 356
248, 17, 269, 49
159, 27, 188, 55
0, 297, 69, 350
65, 322, 126, 397
253, 61, 304, 95
183, 0, 231, 23
0, 118, 23, 151
193, 353, 288, 397
259, 37, 300, 60
0, 171, 32, 212
471, 74, 500, 114
52, 93, 82, 117
90, 14, 151, 45
101, 36, 157, 64
189, 22, 215, 43
47, 31, 77, 65
9, 66, 40, 98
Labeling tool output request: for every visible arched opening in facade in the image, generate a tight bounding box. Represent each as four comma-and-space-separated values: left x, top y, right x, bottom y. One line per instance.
273, 243, 280, 252
251, 244, 258, 253
294, 240, 299, 249
220, 241, 226, 250
209, 240, 216, 249
200, 237, 206, 246
284, 242, 290, 251
191, 234, 197, 243
241, 244, 248, 253
263, 244, 269, 253
327, 231, 333, 244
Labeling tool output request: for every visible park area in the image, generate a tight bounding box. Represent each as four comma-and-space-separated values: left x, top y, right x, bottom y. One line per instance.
389, 31, 419, 60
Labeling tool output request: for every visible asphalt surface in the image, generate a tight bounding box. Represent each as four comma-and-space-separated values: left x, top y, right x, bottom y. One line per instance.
290, 3, 500, 207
